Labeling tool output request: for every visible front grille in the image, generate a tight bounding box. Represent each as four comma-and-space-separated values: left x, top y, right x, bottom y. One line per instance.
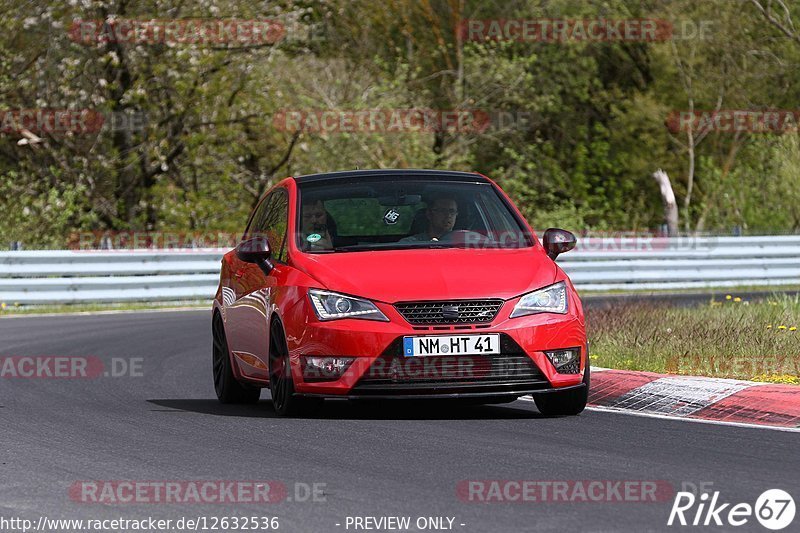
395, 299, 504, 325
350, 335, 549, 395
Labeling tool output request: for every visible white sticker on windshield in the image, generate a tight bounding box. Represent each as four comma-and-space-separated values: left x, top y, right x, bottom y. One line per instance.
306, 233, 322, 243
384, 208, 400, 225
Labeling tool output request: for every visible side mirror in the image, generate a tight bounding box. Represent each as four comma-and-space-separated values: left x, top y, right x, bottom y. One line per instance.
236, 236, 274, 274
542, 228, 576, 260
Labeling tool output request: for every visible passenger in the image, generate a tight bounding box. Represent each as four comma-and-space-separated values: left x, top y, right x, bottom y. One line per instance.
300, 199, 334, 250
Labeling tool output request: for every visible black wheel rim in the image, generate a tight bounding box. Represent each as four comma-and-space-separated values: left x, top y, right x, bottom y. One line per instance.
269, 322, 289, 412
212, 316, 227, 396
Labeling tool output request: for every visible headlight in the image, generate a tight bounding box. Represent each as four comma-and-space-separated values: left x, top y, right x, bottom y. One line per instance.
308, 289, 389, 322
510, 281, 568, 318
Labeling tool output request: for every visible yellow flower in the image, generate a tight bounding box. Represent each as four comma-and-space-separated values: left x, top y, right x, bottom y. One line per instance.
590, 355, 599, 360
778, 325, 787, 330
0, 302, 5, 310
733, 297, 742, 302
766, 325, 772, 329
791, 327, 798, 332
752, 374, 800, 385
725, 295, 732, 300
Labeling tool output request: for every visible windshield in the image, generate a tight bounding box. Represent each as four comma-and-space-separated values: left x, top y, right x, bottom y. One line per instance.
296, 177, 534, 253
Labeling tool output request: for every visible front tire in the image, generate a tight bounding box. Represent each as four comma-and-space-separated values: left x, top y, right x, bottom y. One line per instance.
534, 365, 590, 416
212, 313, 260, 404
268, 319, 323, 417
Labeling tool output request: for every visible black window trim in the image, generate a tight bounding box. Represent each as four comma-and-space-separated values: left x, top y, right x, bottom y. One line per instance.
294, 176, 536, 252
243, 186, 290, 264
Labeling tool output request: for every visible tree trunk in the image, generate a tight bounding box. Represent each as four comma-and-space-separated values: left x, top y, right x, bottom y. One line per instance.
653, 169, 679, 236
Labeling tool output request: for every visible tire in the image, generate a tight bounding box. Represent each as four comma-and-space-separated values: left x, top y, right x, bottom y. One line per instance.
534, 364, 590, 416
212, 313, 261, 404
268, 319, 323, 417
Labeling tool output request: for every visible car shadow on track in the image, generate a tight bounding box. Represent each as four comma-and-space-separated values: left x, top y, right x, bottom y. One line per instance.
147, 398, 549, 420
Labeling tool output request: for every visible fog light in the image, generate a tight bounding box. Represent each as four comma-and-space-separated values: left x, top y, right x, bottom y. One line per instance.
544, 348, 581, 374
301, 356, 354, 382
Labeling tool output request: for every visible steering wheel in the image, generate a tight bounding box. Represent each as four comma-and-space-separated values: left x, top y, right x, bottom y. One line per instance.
440, 229, 491, 246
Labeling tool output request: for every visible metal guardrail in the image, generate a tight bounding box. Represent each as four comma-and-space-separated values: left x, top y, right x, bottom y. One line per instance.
559, 235, 800, 291
0, 251, 223, 304
0, 236, 798, 303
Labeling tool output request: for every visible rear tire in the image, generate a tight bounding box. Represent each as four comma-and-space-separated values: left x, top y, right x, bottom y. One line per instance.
212, 313, 261, 404
268, 319, 323, 417
534, 365, 590, 416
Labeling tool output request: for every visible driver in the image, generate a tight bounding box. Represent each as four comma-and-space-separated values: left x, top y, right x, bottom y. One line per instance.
300, 199, 334, 249
400, 196, 458, 242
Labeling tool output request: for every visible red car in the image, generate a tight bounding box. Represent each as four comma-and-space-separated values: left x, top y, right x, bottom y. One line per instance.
212, 170, 588, 416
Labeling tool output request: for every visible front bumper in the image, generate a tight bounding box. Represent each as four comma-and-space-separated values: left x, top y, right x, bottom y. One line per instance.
298, 383, 587, 400
283, 292, 587, 397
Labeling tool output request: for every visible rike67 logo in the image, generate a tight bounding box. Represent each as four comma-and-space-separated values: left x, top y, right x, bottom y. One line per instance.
668, 489, 795, 530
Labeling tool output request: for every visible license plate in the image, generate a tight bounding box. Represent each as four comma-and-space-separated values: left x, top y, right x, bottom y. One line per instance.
402, 334, 500, 357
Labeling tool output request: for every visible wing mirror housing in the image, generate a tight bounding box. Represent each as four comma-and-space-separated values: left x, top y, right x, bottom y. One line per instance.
542, 228, 577, 260
236, 236, 274, 275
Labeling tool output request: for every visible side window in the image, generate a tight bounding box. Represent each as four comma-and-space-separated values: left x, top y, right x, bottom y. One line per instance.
253, 189, 289, 263
244, 194, 272, 240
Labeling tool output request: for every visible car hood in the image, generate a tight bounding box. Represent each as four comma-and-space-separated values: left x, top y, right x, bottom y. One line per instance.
292, 247, 558, 303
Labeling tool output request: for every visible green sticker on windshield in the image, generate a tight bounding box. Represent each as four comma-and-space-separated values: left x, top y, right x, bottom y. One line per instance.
307, 233, 322, 243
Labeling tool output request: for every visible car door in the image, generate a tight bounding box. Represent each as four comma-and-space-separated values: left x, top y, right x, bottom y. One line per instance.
226, 188, 290, 382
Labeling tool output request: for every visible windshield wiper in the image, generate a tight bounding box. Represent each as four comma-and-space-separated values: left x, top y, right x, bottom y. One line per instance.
331, 244, 407, 252
331, 243, 456, 252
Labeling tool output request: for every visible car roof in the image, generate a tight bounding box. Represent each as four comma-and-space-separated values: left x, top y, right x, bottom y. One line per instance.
293, 169, 490, 184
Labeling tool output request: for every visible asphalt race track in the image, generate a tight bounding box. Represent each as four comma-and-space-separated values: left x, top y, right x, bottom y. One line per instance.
1, 310, 798, 533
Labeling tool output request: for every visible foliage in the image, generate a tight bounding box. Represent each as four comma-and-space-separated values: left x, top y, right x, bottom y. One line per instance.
1, 0, 799, 247
587, 294, 800, 383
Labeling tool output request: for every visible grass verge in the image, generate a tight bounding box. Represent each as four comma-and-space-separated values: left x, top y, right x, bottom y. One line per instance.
0, 300, 209, 316
587, 293, 800, 384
